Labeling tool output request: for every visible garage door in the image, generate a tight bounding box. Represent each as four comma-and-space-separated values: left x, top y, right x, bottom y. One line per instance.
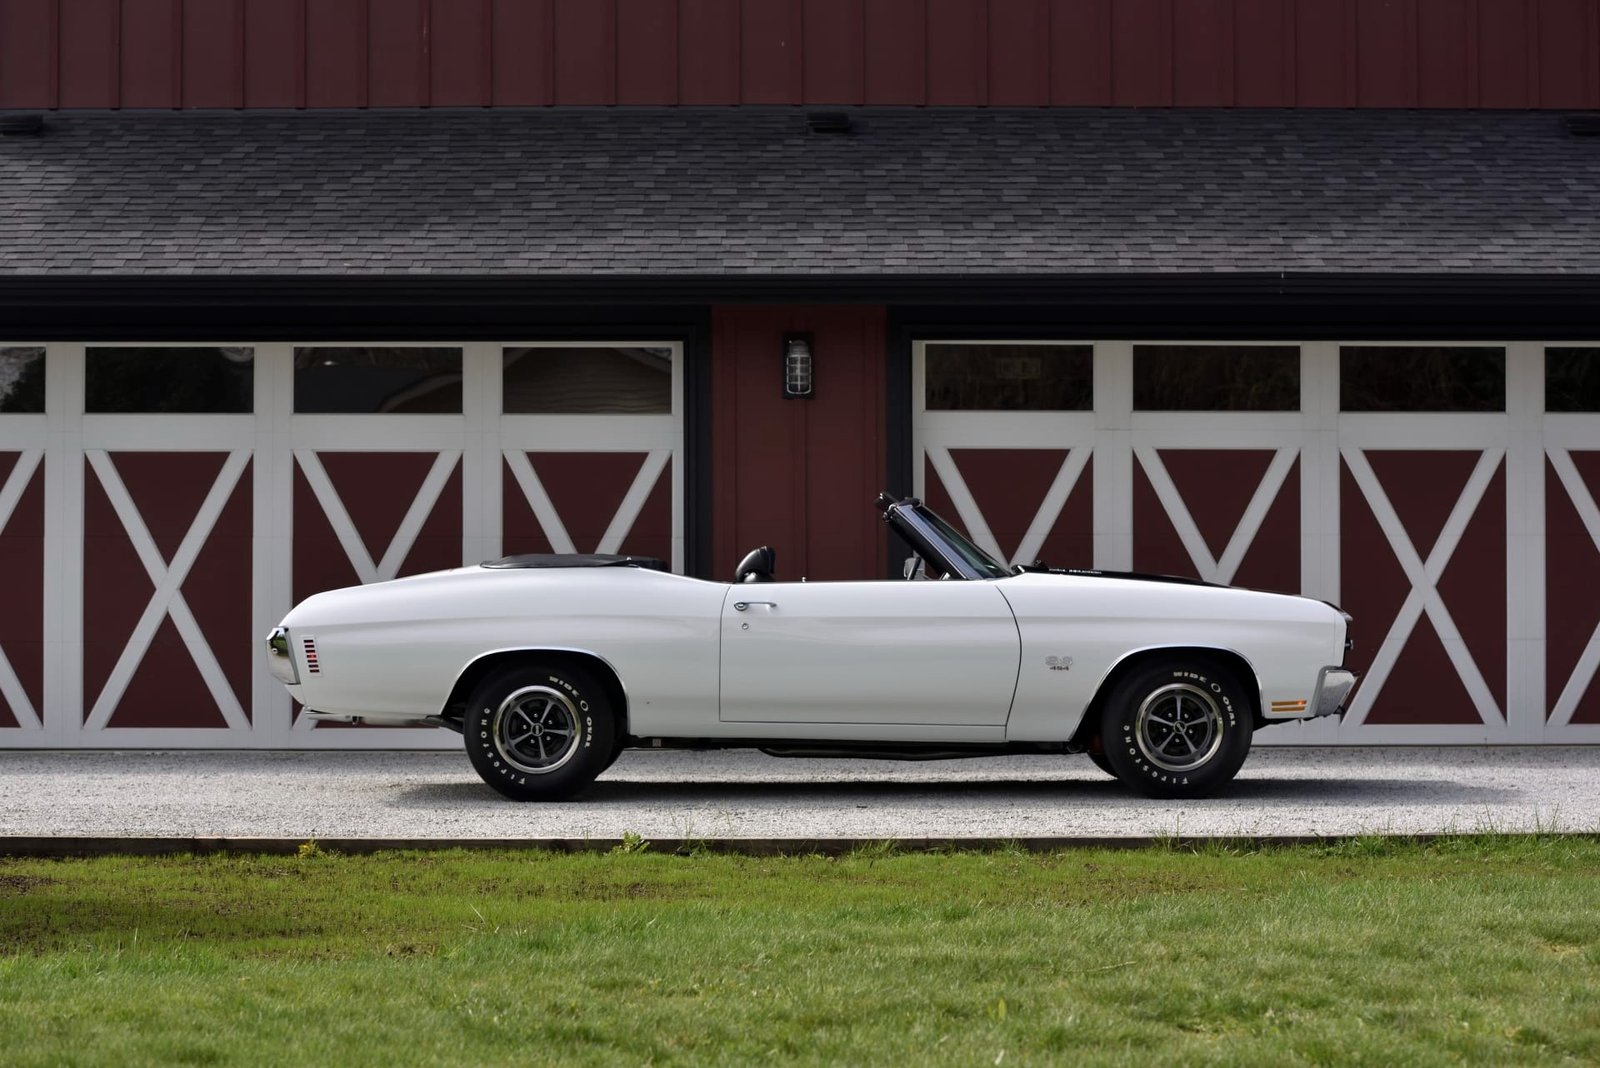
0, 341, 683, 749
914, 339, 1592, 744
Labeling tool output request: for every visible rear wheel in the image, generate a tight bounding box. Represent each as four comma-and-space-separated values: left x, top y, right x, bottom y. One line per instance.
1099, 658, 1252, 799
464, 663, 617, 801
1086, 749, 1116, 777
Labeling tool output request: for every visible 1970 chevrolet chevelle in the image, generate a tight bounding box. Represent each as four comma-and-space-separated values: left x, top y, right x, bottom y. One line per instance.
266, 494, 1356, 801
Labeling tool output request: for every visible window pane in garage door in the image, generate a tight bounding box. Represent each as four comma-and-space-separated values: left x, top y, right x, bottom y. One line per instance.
293, 347, 463, 414
0, 348, 44, 413
86, 347, 254, 413
1133, 345, 1300, 410
502, 346, 672, 414
1340, 346, 1505, 412
924, 344, 1092, 410
1546, 348, 1600, 412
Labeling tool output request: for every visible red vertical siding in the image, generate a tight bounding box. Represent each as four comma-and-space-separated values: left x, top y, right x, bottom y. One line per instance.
61, 0, 119, 108
1111, 0, 1172, 105
987, 0, 1049, 105
1173, 0, 1233, 106
1049, 0, 1111, 104
1233, 0, 1293, 106
802, 0, 864, 103
368, 0, 428, 107
1356, 0, 1417, 107
680, 0, 740, 103
862, 0, 925, 104
0, 0, 57, 108
1536, 0, 1598, 105
926, 0, 987, 104
491, 0, 553, 105
1416, 0, 1472, 106
741, 0, 803, 104
182, 0, 243, 108
1296, 0, 1353, 107
304, 0, 366, 108
119, 0, 179, 108
554, 0, 616, 104
10, 0, 1600, 109
430, 0, 491, 106
242, 0, 302, 107
617, 0, 679, 103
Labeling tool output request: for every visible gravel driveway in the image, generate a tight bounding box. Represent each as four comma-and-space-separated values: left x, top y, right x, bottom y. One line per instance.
1, 746, 1595, 847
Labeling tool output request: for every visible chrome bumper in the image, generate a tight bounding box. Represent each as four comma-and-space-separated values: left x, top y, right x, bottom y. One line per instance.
264, 625, 298, 685
1311, 666, 1358, 718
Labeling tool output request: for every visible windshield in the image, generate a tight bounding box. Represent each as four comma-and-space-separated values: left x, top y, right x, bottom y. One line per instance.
915, 506, 1012, 579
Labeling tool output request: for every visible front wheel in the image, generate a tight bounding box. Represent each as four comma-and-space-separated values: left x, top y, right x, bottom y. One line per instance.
464, 663, 617, 801
1099, 659, 1252, 799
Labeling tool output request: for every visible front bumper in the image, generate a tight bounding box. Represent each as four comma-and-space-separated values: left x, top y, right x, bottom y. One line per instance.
1311, 666, 1358, 718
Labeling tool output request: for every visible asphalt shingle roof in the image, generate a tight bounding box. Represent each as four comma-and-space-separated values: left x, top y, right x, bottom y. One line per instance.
0, 108, 1595, 276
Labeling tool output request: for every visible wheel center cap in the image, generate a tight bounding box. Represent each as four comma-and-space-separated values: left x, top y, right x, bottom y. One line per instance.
532, 724, 545, 737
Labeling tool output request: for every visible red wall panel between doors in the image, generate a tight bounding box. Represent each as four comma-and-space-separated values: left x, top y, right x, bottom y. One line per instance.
711, 306, 886, 584
11, 0, 1597, 109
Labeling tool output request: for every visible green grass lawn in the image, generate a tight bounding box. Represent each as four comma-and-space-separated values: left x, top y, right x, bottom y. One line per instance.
1, 837, 1598, 1067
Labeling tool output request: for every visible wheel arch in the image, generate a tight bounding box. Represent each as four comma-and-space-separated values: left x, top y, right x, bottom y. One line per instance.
442, 648, 630, 732
1068, 645, 1264, 747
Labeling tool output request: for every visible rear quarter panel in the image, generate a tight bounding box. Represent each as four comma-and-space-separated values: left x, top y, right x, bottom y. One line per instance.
280, 568, 727, 733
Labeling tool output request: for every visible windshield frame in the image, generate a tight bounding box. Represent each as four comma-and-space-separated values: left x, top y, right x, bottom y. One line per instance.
885, 499, 1012, 580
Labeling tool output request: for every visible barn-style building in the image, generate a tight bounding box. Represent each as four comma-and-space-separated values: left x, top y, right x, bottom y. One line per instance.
2, 0, 1599, 748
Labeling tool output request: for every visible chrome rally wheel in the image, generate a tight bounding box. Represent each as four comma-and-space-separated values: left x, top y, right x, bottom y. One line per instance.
1133, 683, 1225, 775
1099, 659, 1253, 799
492, 686, 581, 775
464, 663, 616, 802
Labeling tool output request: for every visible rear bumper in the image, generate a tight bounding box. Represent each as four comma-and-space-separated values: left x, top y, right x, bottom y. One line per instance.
1311, 666, 1358, 719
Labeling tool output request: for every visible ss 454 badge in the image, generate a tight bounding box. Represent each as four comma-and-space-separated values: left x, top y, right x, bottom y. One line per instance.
1045, 656, 1073, 671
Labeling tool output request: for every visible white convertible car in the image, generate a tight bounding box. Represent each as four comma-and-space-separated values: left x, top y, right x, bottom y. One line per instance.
266, 494, 1356, 801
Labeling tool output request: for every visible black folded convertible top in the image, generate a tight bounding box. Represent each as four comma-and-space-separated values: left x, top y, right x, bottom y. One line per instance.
480, 553, 669, 571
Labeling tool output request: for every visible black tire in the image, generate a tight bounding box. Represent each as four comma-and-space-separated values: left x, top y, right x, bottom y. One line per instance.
464, 663, 617, 801
1086, 749, 1116, 777
1099, 658, 1252, 799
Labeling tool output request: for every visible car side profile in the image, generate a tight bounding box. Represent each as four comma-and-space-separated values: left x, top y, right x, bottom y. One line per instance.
266, 494, 1356, 800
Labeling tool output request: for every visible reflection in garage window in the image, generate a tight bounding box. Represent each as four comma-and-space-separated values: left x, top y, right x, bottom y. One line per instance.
1546, 348, 1600, 412
294, 347, 463, 414
0, 347, 44, 413
924, 344, 1092, 410
502, 347, 672, 414
1134, 346, 1300, 411
1340, 347, 1505, 412
87, 347, 254, 413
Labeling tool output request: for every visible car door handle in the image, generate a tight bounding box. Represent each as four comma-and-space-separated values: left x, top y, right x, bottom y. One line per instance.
734, 601, 778, 611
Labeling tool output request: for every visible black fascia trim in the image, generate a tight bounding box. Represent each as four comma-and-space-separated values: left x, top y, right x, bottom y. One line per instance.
7, 271, 1600, 320
882, 315, 916, 579
681, 312, 714, 581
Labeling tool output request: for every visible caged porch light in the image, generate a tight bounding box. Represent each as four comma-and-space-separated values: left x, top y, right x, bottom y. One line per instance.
783, 333, 814, 398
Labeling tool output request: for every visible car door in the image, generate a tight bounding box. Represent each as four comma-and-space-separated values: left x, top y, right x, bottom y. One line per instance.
718, 580, 1021, 728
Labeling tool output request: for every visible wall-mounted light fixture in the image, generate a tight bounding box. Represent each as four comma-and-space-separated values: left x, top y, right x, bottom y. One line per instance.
782, 333, 814, 399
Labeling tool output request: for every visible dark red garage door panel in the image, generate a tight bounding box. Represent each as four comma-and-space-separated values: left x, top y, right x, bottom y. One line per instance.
0, 451, 44, 729
1340, 450, 1506, 727
83, 452, 252, 730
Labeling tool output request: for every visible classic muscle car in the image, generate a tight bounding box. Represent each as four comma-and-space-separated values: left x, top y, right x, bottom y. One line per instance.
266, 493, 1356, 801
